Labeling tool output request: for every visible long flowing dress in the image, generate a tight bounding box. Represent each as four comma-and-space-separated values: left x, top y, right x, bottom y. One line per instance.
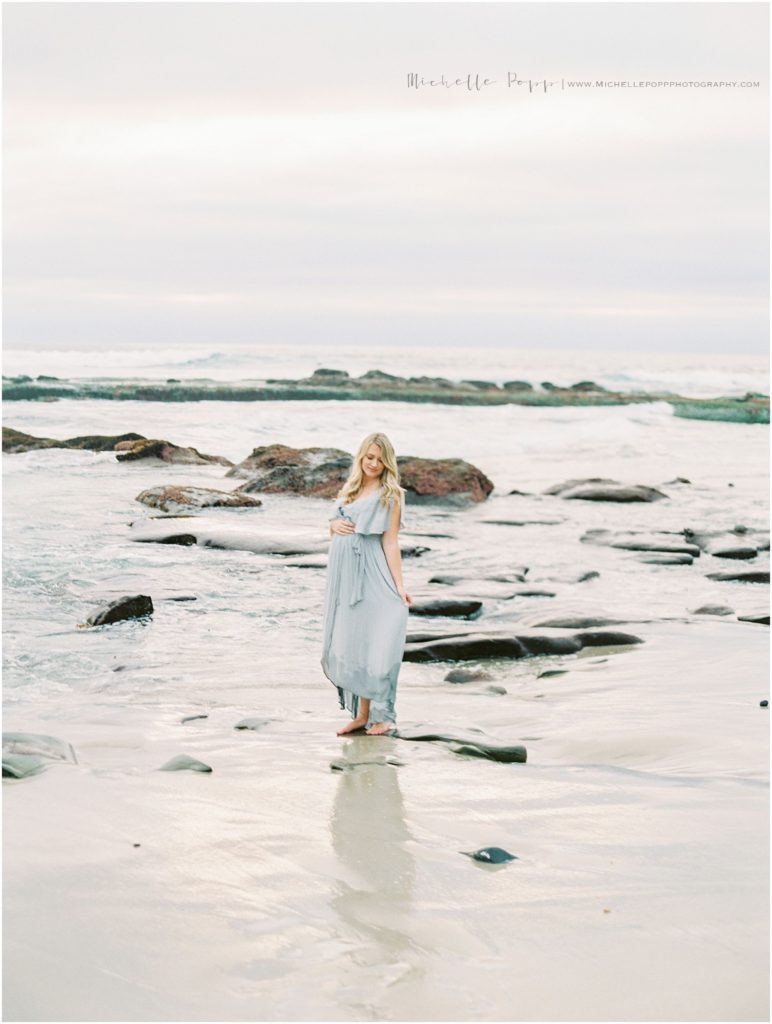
321, 486, 409, 728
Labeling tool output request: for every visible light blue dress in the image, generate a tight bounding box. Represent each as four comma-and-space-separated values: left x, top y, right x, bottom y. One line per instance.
321, 487, 409, 728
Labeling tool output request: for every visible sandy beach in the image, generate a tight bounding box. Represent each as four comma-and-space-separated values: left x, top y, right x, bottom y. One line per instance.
3, 376, 769, 1022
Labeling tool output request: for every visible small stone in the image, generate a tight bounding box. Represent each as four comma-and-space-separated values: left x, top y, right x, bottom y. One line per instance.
234, 717, 272, 731
761, 700, 768, 707
461, 847, 518, 864
158, 754, 212, 772
485, 685, 507, 695
181, 714, 208, 724
133, 843, 141, 848
538, 669, 568, 678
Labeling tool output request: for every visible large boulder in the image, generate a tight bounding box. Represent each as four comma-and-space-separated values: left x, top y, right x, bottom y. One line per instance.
135, 485, 262, 512
116, 438, 233, 466
397, 456, 494, 505
546, 478, 668, 502
226, 445, 351, 498
86, 595, 154, 626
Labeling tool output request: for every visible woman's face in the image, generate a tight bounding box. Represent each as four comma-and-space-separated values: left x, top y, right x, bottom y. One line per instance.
361, 443, 385, 479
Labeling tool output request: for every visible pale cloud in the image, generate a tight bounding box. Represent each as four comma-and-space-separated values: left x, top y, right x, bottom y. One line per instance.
3, 2, 768, 354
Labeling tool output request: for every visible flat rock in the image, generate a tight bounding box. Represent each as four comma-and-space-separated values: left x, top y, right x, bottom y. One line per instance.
530, 616, 627, 629
547, 478, 668, 502
129, 521, 326, 556
581, 529, 699, 556
738, 613, 770, 625
403, 629, 641, 662
692, 605, 735, 616
234, 717, 272, 731
181, 714, 208, 724
410, 599, 483, 619
638, 553, 694, 565
86, 595, 153, 626
3, 732, 78, 778
116, 438, 232, 466
706, 570, 770, 584
158, 754, 213, 772
395, 729, 527, 763
482, 519, 563, 526
684, 527, 770, 560
135, 485, 262, 512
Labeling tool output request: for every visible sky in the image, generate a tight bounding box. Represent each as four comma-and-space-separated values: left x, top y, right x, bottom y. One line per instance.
3, 2, 769, 356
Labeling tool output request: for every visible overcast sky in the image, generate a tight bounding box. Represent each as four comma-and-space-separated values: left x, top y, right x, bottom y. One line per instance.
3, 2, 768, 355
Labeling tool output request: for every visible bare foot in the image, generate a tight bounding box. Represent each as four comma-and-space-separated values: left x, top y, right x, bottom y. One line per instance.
365, 722, 395, 736
336, 716, 368, 736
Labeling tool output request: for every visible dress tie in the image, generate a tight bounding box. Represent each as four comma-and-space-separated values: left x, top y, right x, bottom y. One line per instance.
337, 508, 366, 607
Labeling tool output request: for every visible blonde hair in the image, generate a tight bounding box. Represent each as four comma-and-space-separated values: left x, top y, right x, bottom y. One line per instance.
338, 432, 404, 508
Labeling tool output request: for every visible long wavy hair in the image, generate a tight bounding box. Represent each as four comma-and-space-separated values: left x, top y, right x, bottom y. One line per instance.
338, 432, 404, 508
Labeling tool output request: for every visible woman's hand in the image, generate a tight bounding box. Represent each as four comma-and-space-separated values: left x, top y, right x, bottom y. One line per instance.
398, 587, 413, 607
330, 519, 355, 536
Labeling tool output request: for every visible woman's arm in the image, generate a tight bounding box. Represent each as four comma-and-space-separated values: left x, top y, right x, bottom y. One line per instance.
381, 500, 412, 605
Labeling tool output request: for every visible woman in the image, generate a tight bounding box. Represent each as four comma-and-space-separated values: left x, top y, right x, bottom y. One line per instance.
321, 432, 412, 736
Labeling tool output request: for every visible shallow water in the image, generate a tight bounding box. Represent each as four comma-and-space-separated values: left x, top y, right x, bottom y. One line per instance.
3, 388, 769, 1021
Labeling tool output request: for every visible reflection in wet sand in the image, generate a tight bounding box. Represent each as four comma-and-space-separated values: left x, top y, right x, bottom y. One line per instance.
329, 739, 424, 1013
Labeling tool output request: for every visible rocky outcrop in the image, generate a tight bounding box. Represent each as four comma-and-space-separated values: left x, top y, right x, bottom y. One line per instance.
86, 595, 154, 626
226, 445, 351, 498
397, 457, 493, 505
225, 445, 493, 504
546, 478, 668, 502
116, 438, 233, 466
3, 426, 146, 454
135, 486, 262, 512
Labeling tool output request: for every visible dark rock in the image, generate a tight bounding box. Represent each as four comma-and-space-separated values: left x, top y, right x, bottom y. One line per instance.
445, 668, 493, 683
136, 533, 197, 546
532, 616, 626, 629
638, 554, 694, 565
116, 438, 233, 466
547, 479, 667, 503
511, 589, 556, 598
692, 605, 734, 616
761, 700, 769, 707
234, 717, 272, 731
706, 570, 770, 584
664, 477, 692, 485
226, 444, 351, 498
429, 571, 527, 584
684, 527, 769, 560
507, 489, 533, 495
502, 381, 533, 392
411, 599, 482, 619
135, 485, 262, 512
577, 571, 601, 582
738, 614, 770, 625
158, 754, 212, 772
574, 631, 644, 648
401, 545, 430, 558
461, 847, 518, 863
462, 380, 499, 390
403, 629, 641, 662
537, 668, 568, 678
86, 595, 154, 626
569, 380, 607, 392
395, 729, 527, 763
397, 456, 494, 505
181, 714, 208, 724
310, 368, 350, 379
3, 426, 148, 453
482, 519, 563, 526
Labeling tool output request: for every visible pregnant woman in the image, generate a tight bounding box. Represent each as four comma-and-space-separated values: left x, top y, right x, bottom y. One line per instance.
321, 432, 412, 736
